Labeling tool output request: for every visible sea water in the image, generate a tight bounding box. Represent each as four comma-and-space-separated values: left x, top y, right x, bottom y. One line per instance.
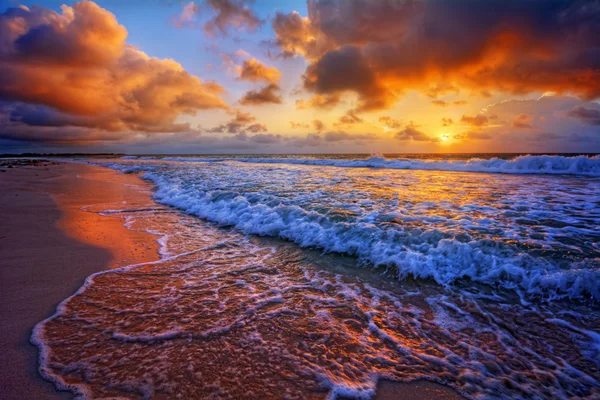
32, 154, 600, 399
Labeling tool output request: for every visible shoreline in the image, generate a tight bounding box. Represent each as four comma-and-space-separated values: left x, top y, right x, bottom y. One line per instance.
0, 161, 160, 399
1, 160, 464, 400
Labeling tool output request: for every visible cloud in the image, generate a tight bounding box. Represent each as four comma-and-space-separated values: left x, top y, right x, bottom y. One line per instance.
286, 133, 322, 147
239, 84, 283, 105
296, 94, 341, 110
171, 1, 199, 28
425, 83, 460, 99
290, 121, 310, 129
473, 95, 600, 146
205, 125, 227, 133
207, 109, 262, 133
237, 58, 281, 83
323, 131, 377, 142
483, 95, 583, 118
460, 114, 489, 127
272, 10, 332, 59
323, 131, 351, 141
525, 132, 564, 142
441, 118, 453, 126
334, 110, 363, 128
302, 45, 394, 111
234, 132, 281, 143
312, 119, 325, 132
203, 0, 264, 37
453, 131, 492, 140
567, 106, 600, 125
395, 122, 439, 142
512, 113, 534, 129
379, 116, 402, 129
273, 0, 600, 111
431, 99, 470, 107
245, 123, 268, 133
0, 1, 227, 143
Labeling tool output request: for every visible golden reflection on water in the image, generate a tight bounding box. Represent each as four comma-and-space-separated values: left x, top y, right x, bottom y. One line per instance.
35, 195, 600, 399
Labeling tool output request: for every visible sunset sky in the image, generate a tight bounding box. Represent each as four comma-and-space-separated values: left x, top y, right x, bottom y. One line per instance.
1, 0, 599, 154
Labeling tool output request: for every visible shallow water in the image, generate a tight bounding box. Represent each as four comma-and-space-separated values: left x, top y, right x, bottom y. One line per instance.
33, 155, 600, 399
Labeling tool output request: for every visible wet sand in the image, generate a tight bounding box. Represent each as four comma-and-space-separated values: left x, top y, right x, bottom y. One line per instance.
0, 161, 159, 399
0, 160, 463, 399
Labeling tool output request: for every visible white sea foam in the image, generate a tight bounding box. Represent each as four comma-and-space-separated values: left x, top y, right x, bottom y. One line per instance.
160, 154, 600, 176
94, 154, 600, 302
137, 168, 599, 302
31, 165, 600, 399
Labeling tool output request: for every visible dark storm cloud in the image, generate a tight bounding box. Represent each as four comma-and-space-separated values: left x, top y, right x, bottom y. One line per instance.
274, 0, 600, 111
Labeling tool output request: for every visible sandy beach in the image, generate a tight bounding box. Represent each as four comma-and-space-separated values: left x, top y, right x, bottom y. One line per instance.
0, 161, 159, 399
0, 160, 464, 399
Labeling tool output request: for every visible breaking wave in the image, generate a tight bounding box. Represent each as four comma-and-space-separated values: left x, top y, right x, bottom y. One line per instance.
137, 168, 599, 302
155, 154, 600, 176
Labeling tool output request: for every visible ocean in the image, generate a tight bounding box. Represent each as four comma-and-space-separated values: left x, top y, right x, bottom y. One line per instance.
33, 154, 600, 399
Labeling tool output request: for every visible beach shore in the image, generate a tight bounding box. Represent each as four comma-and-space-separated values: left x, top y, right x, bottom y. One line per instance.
0, 161, 159, 399
0, 160, 463, 400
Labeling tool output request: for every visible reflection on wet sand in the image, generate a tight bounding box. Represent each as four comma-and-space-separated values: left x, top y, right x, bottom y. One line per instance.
33, 195, 599, 399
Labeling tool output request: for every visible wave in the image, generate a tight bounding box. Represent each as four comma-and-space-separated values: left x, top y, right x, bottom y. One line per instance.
159, 154, 600, 176
139, 171, 600, 302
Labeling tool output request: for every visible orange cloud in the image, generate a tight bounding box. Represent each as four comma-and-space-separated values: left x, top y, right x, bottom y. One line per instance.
312, 120, 325, 132
237, 58, 281, 83
239, 84, 283, 105
379, 116, 402, 129
334, 110, 362, 128
453, 131, 492, 141
512, 113, 534, 129
273, 0, 600, 111
296, 94, 341, 110
206, 110, 263, 133
290, 121, 310, 129
395, 122, 439, 142
0, 1, 227, 140
461, 114, 489, 127
441, 118, 453, 126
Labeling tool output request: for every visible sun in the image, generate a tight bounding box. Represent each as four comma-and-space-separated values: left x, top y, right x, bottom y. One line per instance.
440, 133, 450, 141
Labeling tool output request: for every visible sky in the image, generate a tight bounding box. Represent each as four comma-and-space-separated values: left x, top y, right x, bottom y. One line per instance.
0, 0, 599, 154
